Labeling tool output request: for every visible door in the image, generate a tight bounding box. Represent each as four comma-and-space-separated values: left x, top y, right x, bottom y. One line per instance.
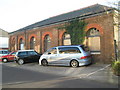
58, 47, 81, 65
46, 47, 60, 65
8, 52, 16, 60
28, 51, 40, 62
18, 51, 28, 62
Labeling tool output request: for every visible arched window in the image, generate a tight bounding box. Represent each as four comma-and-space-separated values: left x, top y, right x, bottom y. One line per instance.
44, 35, 51, 51
62, 33, 71, 45
19, 38, 24, 50
30, 37, 35, 49
87, 28, 100, 53
12, 38, 16, 51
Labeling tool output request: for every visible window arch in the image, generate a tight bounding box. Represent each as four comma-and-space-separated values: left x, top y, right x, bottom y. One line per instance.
44, 35, 51, 51
30, 36, 35, 49
87, 28, 100, 37
62, 33, 71, 45
19, 38, 24, 50
87, 28, 100, 53
11, 38, 15, 51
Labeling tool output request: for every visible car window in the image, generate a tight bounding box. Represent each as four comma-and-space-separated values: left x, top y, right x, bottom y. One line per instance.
0, 51, 2, 54
45, 48, 57, 54
58, 47, 80, 54
18, 52, 27, 56
28, 51, 38, 55
11, 52, 16, 55
2, 51, 9, 54
80, 45, 89, 52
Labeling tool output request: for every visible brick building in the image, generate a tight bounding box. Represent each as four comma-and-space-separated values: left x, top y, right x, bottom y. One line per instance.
9, 4, 119, 63
0, 29, 9, 50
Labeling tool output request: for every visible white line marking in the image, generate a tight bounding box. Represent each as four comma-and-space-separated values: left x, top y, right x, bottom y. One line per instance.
77, 64, 111, 78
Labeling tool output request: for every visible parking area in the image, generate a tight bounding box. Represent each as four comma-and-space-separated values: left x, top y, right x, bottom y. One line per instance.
2, 61, 119, 85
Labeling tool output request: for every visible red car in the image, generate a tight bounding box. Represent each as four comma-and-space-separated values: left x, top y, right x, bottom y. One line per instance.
0, 51, 16, 63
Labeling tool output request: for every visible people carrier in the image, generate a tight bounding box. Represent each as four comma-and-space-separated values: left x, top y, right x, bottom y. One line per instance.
39, 45, 92, 67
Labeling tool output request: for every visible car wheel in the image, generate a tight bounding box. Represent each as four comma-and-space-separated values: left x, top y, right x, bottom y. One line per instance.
70, 60, 79, 68
41, 59, 48, 66
17, 59, 24, 65
2, 58, 8, 63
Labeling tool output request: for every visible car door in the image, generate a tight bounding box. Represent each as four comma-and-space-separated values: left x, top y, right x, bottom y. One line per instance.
18, 51, 28, 62
8, 52, 16, 60
47, 47, 60, 65
28, 51, 40, 62
58, 47, 81, 65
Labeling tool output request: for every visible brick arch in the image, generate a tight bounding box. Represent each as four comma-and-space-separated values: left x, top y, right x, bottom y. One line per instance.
42, 32, 53, 41
18, 36, 25, 43
85, 23, 104, 34
11, 37, 15, 44
41, 32, 53, 52
18, 36, 25, 50
29, 34, 37, 42
11, 36, 16, 51
59, 31, 66, 40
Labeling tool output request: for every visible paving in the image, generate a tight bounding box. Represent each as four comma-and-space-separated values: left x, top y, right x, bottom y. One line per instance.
1, 62, 119, 88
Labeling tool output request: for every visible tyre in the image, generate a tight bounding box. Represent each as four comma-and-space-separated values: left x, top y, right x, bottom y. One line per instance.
41, 59, 48, 66
17, 59, 24, 65
2, 58, 8, 63
70, 60, 79, 68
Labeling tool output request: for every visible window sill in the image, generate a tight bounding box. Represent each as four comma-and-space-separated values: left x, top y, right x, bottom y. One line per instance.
90, 51, 101, 54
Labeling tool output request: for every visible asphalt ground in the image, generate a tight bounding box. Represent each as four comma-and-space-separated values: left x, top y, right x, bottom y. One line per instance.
0, 62, 119, 88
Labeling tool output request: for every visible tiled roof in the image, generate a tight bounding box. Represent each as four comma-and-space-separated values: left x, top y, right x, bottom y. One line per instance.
10, 4, 114, 34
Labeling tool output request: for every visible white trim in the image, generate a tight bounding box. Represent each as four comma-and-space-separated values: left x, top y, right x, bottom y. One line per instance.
91, 52, 101, 54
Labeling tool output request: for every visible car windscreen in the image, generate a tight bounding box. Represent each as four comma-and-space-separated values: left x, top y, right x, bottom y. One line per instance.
80, 45, 89, 52
10, 52, 16, 55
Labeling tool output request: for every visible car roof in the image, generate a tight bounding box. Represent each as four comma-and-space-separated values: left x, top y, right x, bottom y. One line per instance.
0, 50, 9, 51
17, 50, 35, 52
57, 45, 83, 48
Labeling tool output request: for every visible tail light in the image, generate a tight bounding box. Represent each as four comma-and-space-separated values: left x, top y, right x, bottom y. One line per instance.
80, 55, 91, 59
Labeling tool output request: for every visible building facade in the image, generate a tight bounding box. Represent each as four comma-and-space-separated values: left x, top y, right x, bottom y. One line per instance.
9, 4, 119, 63
0, 29, 9, 50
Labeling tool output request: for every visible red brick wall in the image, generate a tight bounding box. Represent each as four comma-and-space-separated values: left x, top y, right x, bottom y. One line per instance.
85, 13, 115, 63
9, 13, 115, 63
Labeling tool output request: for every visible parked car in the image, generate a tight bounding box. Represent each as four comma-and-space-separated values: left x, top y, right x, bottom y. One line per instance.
0, 51, 16, 63
15, 50, 42, 65
0, 50, 9, 57
39, 45, 92, 67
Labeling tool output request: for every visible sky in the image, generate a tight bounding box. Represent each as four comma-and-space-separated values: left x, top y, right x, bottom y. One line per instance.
0, 0, 118, 32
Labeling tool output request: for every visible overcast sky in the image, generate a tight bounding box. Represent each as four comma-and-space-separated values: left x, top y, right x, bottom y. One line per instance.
0, 0, 118, 32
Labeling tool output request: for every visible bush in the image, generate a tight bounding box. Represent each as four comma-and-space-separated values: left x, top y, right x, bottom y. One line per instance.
112, 60, 120, 76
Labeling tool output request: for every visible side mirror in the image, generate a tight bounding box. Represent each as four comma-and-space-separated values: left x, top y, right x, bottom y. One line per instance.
48, 53, 51, 55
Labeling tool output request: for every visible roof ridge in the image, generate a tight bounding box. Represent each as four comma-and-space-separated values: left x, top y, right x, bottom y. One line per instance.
48, 4, 111, 19
10, 4, 114, 34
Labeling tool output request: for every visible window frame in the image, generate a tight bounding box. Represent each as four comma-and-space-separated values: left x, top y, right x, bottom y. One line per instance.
87, 28, 101, 54
58, 47, 81, 54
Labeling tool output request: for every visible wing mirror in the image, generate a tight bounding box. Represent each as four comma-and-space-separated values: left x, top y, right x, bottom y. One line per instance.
48, 53, 51, 55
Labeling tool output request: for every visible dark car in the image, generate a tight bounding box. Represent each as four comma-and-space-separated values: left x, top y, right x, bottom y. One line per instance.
15, 50, 42, 65
0, 51, 16, 63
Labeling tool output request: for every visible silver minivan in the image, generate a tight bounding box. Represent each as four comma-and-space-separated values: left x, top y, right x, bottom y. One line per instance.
39, 45, 92, 67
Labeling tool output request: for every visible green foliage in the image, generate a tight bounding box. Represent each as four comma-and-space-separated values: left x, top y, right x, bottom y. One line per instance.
112, 60, 120, 76
58, 18, 87, 45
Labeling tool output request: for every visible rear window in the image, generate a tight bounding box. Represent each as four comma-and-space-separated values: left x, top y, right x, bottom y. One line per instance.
80, 45, 89, 52
59, 47, 80, 54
